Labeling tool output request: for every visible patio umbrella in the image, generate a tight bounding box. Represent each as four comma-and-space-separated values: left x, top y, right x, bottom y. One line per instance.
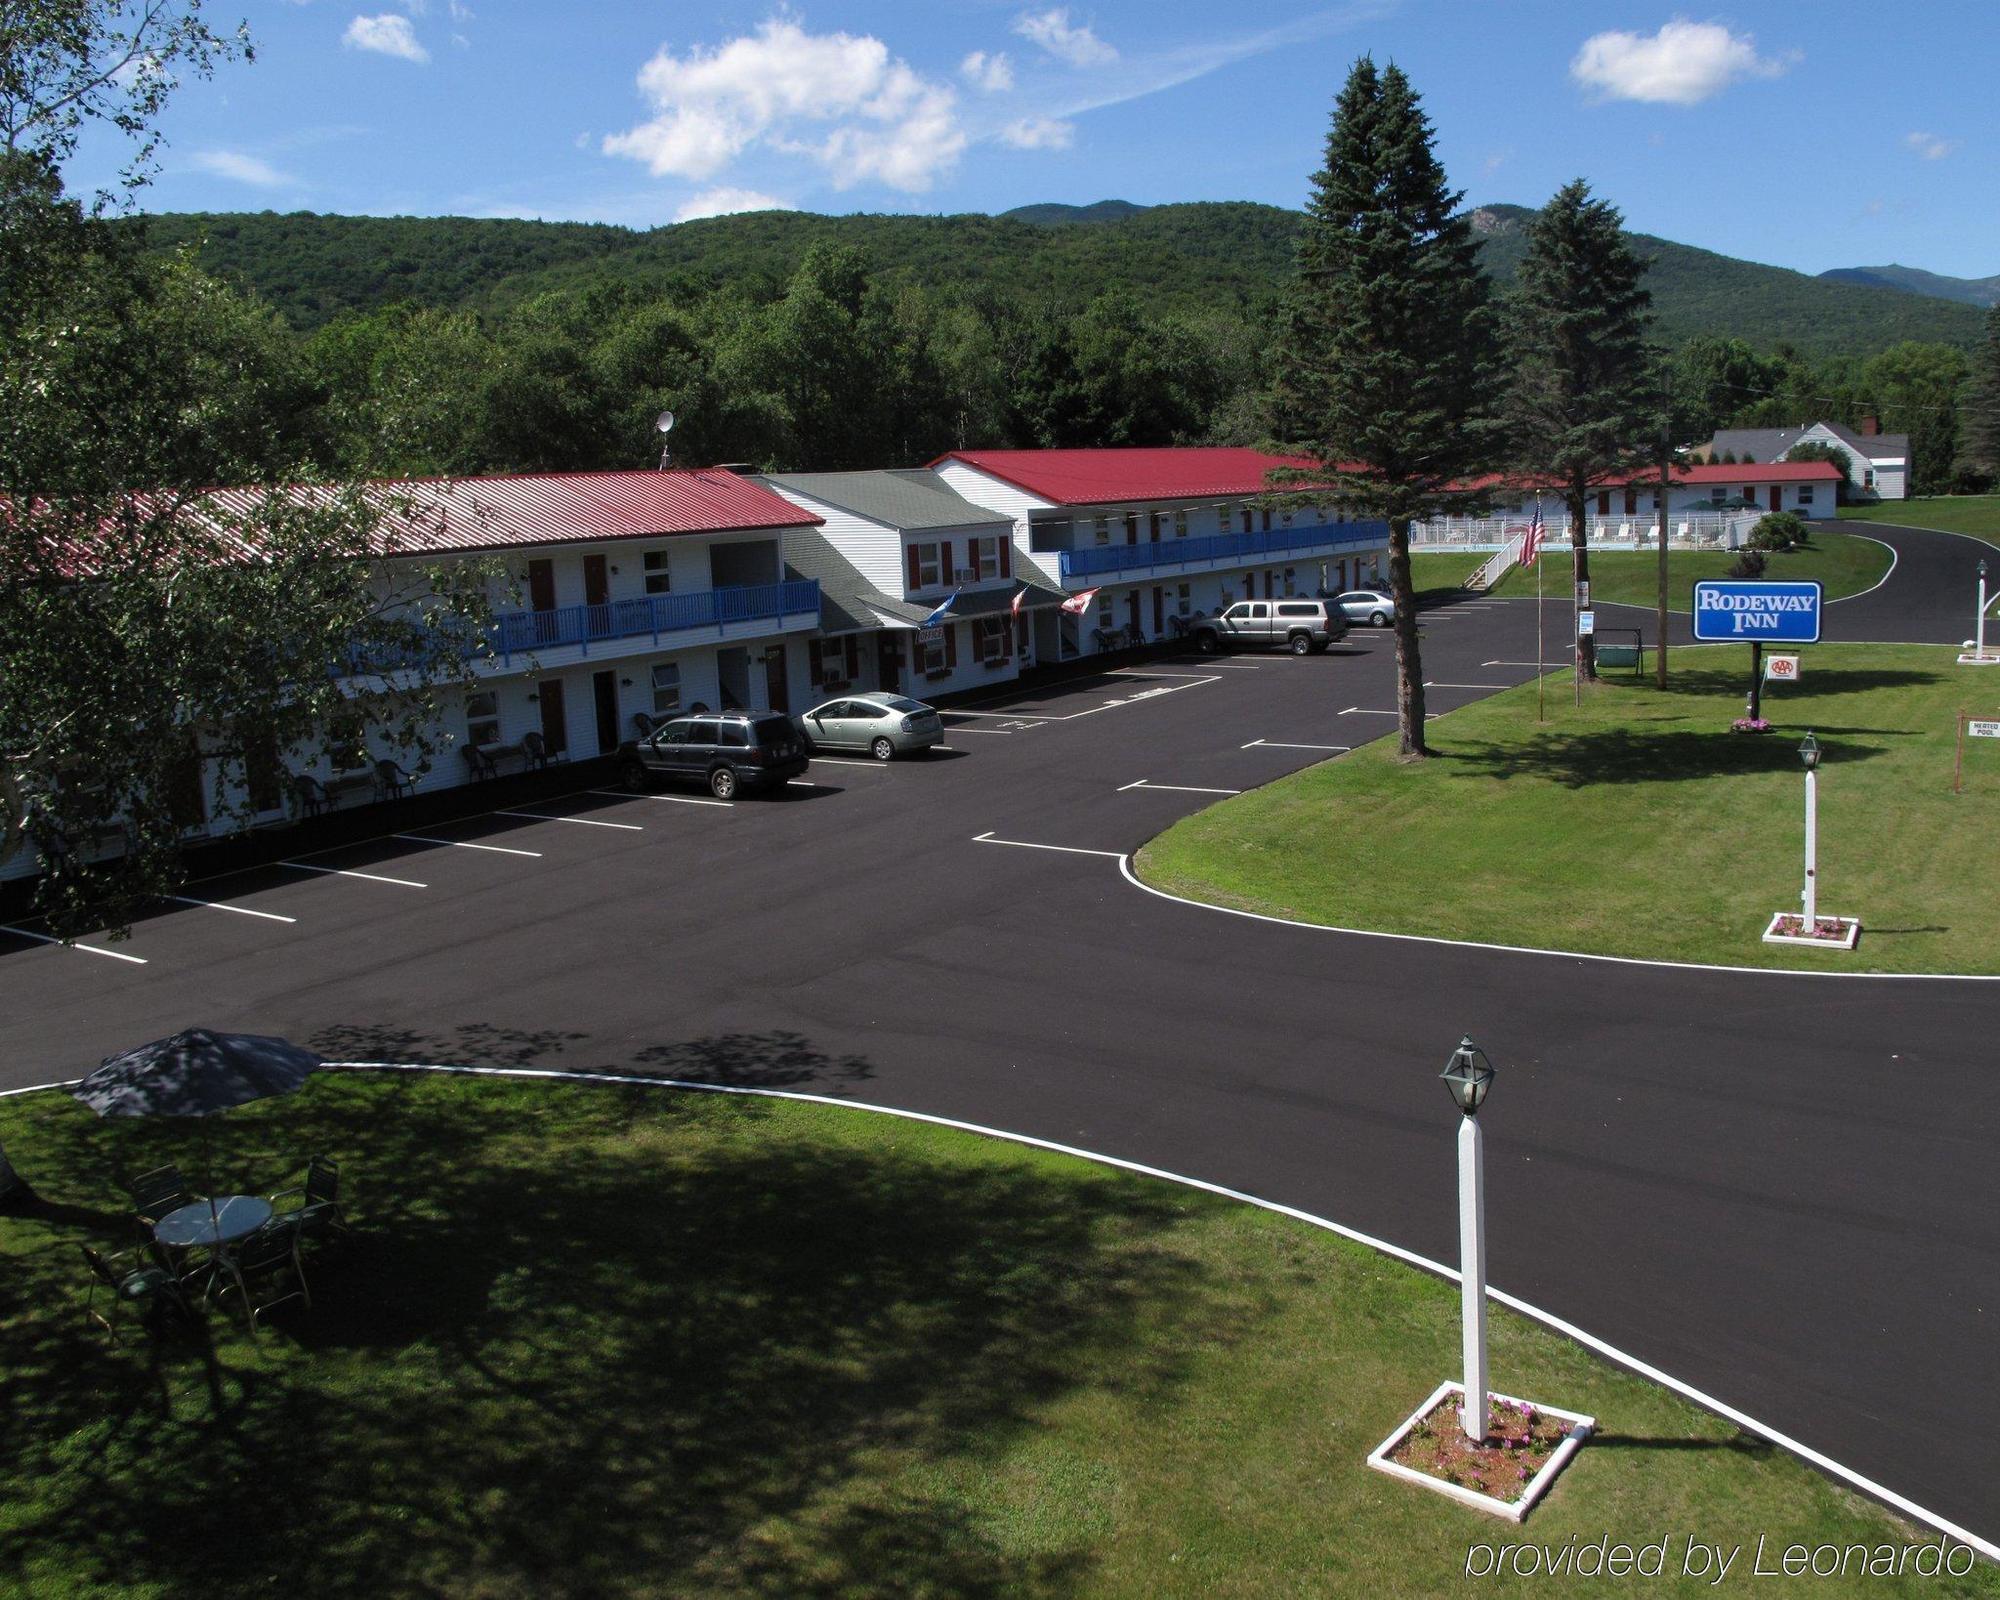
71, 1030, 325, 1232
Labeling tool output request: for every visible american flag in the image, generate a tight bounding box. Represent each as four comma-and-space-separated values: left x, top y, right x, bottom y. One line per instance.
1519, 505, 1544, 569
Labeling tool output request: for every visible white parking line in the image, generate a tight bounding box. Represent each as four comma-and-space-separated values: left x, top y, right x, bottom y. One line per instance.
812, 757, 893, 768
1339, 707, 1440, 719
1107, 668, 1226, 679
944, 726, 1013, 735
167, 894, 297, 923
971, 832, 1126, 859
0, 924, 149, 964
944, 676, 1220, 723
395, 834, 543, 858
496, 811, 643, 831
1117, 778, 1243, 796
279, 861, 428, 888
1242, 738, 1352, 751
1482, 660, 1570, 668
586, 789, 733, 809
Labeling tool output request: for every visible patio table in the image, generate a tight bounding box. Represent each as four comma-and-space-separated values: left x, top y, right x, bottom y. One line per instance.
153, 1196, 273, 1251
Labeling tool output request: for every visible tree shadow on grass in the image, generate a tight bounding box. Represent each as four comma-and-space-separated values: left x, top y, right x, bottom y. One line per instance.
1437, 728, 1892, 789
1622, 666, 1943, 701
0, 1054, 1210, 1599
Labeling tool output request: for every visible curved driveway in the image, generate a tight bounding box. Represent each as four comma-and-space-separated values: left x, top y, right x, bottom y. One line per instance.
1, 518, 1994, 1542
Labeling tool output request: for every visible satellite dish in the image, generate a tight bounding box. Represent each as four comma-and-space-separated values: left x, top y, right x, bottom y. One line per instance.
655, 410, 676, 434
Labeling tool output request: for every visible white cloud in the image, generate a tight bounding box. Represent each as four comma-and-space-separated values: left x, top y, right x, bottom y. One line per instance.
1001, 116, 1073, 151
675, 186, 790, 222
448, 0, 472, 16
960, 50, 1014, 92
1903, 130, 1958, 160
190, 148, 292, 187
603, 18, 966, 193
1013, 8, 1117, 68
1571, 19, 1787, 106
344, 14, 429, 62
1481, 147, 1511, 176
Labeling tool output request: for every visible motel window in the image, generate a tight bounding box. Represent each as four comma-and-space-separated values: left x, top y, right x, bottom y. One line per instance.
914, 541, 944, 587
1283, 568, 1297, 596
1092, 515, 1110, 546
974, 535, 1001, 580
642, 550, 673, 595
1125, 511, 1140, 542
1864, 469, 1876, 489
466, 691, 500, 748
1797, 485, 1815, 506
650, 663, 682, 715
919, 626, 949, 674
1262, 506, 1273, 531
1174, 509, 1188, 538
1149, 509, 1165, 540
1240, 506, 1254, 533
1177, 583, 1191, 617
976, 616, 1010, 662
1710, 488, 1727, 505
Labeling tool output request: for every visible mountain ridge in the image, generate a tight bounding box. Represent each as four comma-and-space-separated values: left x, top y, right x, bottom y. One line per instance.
1817, 263, 2000, 309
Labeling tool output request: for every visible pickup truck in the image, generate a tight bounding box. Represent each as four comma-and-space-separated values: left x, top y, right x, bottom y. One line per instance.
1190, 599, 1349, 655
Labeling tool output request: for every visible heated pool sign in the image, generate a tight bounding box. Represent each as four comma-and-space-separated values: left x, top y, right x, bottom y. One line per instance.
1692, 581, 1823, 643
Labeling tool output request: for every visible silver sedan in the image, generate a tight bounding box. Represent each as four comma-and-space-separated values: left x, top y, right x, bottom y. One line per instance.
795, 693, 944, 760
1331, 589, 1396, 627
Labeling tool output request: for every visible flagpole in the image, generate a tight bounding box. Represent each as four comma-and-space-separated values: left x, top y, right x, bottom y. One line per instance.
1534, 496, 1546, 723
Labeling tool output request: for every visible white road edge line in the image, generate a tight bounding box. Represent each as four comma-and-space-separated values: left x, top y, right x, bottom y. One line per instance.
394, 834, 542, 858
496, 811, 643, 831
1244, 739, 1351, 751
0, 925, 148, 964
585, 789, 732, 808
1424, 682, 1513, 689
970, 832, 1126, 859
309, 1059, 1999, 1566
1121, 780, 1242, 796
279, 861, 428, 889
167, 895, 298, 924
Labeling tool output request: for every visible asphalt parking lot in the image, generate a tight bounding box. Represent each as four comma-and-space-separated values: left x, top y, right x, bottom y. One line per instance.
3, 537, 1996, 1544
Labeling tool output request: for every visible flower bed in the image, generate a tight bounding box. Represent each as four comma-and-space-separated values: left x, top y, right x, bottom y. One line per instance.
1368, 1381, 1594, 1521
1731, 716, 1772, 734
1762, 912, 1860, 949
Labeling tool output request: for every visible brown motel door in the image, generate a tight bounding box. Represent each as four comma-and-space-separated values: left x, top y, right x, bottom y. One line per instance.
1126, 591, 1141, 637
592, 670, 618, 753
878, 633, 901, 694
763, 645, 789, 714
539, 677, 568, 755
1769, 485, 1782, 512
583, 554, 609, 609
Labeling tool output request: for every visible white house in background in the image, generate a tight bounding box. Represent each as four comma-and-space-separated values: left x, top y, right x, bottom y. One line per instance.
757, 469, 1067, 700
1706, 422, 1911, 500
930, 448, 1391, 662
1, 468, 825, 883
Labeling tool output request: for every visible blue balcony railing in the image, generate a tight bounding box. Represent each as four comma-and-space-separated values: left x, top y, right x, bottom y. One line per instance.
492, 579, 820, 662
1058, 520, 1389, 581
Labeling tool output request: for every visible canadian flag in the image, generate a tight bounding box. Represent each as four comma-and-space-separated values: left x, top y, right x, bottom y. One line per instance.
1011, 586, 1026, 617
1060, 587, 1100, 615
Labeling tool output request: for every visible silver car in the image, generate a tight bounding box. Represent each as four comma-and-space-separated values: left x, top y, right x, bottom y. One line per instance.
1332, 589, 1396, 627
796, 692, 943, 760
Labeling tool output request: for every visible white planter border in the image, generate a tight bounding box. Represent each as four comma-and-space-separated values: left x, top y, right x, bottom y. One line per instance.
1762, 913, 1861, 950
1956, 652, 2000, 666
1366, 1380, 1595, 1523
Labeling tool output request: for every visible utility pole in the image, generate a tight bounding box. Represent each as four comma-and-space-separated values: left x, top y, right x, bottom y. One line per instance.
1656, 418, 1672, 690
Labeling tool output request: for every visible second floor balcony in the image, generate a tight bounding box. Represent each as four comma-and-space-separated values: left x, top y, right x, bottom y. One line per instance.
491, 578, 821, 666
1056, 520, 1389, 584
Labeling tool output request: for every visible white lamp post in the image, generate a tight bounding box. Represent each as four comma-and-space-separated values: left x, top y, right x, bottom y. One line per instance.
1979, 560, 1990, 662
1440, 1037, 1495, 1442
1799, 731, 1821, 928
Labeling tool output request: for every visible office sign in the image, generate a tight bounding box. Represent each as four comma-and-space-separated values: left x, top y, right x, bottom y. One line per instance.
1692, 580, 1823, 643
1764, 653, 1801, 682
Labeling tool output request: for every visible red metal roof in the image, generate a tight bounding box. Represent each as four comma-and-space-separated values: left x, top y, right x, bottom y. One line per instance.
934, 448, 1327, 505
201, 469, 819, 555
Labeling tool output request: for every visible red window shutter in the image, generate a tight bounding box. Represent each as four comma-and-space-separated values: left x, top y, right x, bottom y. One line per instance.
944, 625, 957, 669
844, 636, 859, 678
809, 639, 824, 679
999, 537, 1012, 579
907, 545, 922, 589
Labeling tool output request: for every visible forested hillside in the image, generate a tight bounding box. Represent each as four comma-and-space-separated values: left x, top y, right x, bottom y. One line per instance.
1818, 263, 2000, 309
126, 201, 1984, 358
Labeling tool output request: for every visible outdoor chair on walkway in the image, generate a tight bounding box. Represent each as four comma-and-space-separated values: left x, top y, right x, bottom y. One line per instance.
81, 1243, 191, 1342
461, 745, 499, 781
129, 1164, 189, 1224
291, 773, 330, 819
213, 1222, 310, 1334
373, 759, 415, 802
521, 731, 567, 770
268, 1157, 347, 1248
631, 712, 655, 737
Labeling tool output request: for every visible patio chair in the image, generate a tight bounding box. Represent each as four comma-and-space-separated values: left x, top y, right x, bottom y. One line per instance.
291, 773, 329, 819
632, 711, 655, 737
213, 1221, 310, 1333
461, 745, 498, 782
81, 1243, 191, 1341
521, 730, 552, 769
373, 759, 415, 802
130, 1164, 189, 1224
268, 1157, 347, 1247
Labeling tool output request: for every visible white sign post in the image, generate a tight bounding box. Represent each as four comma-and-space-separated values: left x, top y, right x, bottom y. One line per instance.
1962, 559, 1997, 665
1764, 731, 1859, 949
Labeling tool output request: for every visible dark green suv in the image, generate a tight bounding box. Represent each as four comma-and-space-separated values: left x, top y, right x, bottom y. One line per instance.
616, 713, 809, 801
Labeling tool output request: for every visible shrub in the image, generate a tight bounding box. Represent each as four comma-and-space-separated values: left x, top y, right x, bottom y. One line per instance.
1727, 548, 1769, 579
1747, 511, 1807, 552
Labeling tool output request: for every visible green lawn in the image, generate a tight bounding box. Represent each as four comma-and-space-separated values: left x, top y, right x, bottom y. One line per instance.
1140, 643, 2000, 974
4, 1070, 1994, 1597
1409, 531, 1891, 612
1840, 496, 2000, 541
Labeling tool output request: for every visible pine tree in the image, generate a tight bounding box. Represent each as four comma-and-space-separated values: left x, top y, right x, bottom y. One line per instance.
1276, 58, 1498, 757
1502, 180, 1656, 680
1958, 302, 2000, 483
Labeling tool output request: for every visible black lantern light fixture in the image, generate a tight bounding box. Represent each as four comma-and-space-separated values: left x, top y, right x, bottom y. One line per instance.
1798, 730, 1821, 772
1440, 1036, 1495, 1117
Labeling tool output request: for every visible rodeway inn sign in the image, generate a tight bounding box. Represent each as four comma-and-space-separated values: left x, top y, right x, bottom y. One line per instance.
1691, 580, 1824, 643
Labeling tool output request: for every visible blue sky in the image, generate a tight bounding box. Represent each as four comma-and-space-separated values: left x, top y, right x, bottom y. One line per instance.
72, 1, 2000, 278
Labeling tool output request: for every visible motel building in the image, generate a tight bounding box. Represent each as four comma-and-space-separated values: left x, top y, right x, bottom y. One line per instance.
1, 469, 829, 883
1476, 460, 1845, 533
930, 449, 1392, 660
757, 469, 1068, 701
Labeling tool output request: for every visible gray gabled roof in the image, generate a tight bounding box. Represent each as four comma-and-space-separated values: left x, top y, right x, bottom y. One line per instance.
759, 469, 1009, 533
782, 525, 906, 635
1816, 422, 1911, 461
1708, 423, 1911, 464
